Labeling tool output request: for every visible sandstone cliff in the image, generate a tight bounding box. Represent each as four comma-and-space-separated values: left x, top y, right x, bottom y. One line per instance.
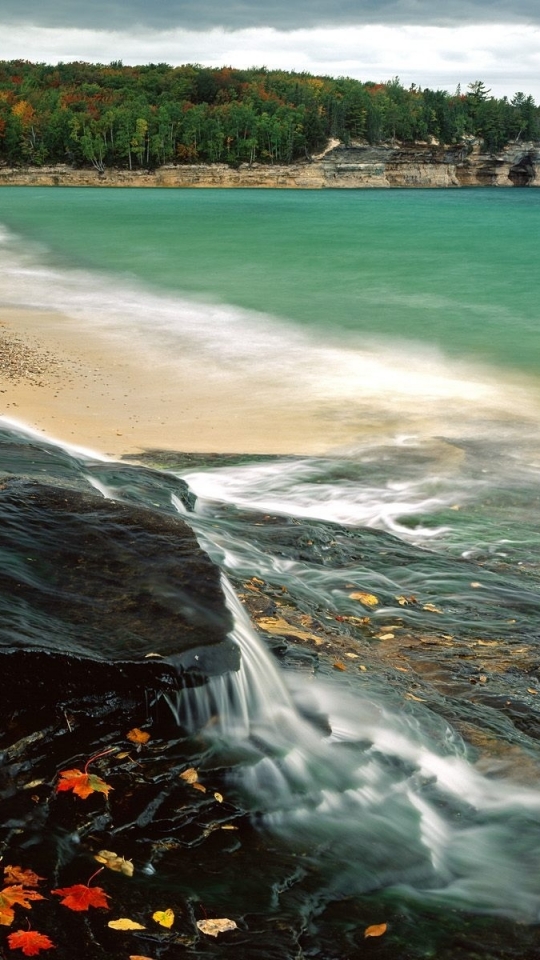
0, 140, 538, 188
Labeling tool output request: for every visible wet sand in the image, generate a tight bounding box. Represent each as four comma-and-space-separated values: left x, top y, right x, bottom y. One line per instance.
0, 306, 359, 459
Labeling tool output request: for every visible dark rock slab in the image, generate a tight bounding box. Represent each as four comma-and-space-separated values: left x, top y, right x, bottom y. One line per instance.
0, 480, 238, 717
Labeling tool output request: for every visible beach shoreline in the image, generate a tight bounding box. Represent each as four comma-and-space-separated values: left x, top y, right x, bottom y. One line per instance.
0, 305, 361, 459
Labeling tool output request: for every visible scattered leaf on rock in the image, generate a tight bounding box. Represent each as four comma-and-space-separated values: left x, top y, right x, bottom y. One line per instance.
179, 767, 198, 784
214, 792, 224, 803
333, 661, 347, 671
94, 850, 134, 877
3, 867, 44, 887
0, 886, 45, 926
56, 768, 112, 800
7, 929, 55, 956
349, 591, 379, 607
405, 693, 427, 702
52, 884, 110, 912
152, 908, 175, 928
364, 922, 387, 938
108, 918, 146, 931
396, 595, 416, 606
126, 728, 151, 745
192, 782, 207, 793
196, 918, 238, 937
129, 956, 154, 960
423, 603, 443, 613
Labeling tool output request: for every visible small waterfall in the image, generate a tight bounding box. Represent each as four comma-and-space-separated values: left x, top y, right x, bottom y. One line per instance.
164, 575, 540, 921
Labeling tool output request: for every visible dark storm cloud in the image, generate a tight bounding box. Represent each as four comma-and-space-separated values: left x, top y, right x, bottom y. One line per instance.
1, 0, 538, 32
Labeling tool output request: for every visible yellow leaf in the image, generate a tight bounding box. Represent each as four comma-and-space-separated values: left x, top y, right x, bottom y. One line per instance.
396, 595, 416, 606
377, 633, 395, 641
528, 688, 538, 695
405, 693, 426, 702
196, 918, 238, 937
126, 728, 151, 745
179, 767, 198, 784
364, 922, 387, 938
152, 908, 174, 928
108, 918, 146, 931
221, 824, 238, 830
192, 781, 207, 793
129, 956, 154, 959
214, 792, 224, 803
94, 849, 134, 877
349, 591, 379, 607
423, 603, 443, 614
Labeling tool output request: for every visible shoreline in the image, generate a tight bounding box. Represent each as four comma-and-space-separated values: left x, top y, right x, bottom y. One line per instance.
0, 138, 538, 190
0, 306, 362, 460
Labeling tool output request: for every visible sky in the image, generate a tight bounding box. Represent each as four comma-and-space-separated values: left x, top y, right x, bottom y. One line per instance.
0, 0, 539, 102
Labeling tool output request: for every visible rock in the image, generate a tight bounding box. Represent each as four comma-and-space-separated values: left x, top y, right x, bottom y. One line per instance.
0, 480, 238, 721
0, 140, 538, 188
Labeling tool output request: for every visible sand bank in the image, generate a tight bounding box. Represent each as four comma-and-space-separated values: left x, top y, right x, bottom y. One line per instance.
0, 306, 358, 459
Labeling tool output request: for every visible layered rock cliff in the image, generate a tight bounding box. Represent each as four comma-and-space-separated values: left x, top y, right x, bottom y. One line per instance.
0, 140, 538, 188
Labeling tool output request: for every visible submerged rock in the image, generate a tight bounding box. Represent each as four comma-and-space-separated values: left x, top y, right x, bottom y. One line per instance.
0, 480, 238, 718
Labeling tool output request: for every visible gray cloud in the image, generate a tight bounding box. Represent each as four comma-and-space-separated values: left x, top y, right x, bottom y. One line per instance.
1, 0, 539, 32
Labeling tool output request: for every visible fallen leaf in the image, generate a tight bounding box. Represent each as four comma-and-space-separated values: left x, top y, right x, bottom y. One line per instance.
196, 918, 238, 937
377, 633, 395, 641
423, 603, 443, 614
221, 825, 238, 830
126, 728, 151, 745
94, 850, 134, 877
349, 592, 379, 607
23, 781, 45, 790
333, 661, 347, 671
364, 923, 387, 938
129, 956, 154, 960
528, 688, 538, 695
152, 908, 174, 928
256, 616, 324, 644
144, 652, 163, 658
396, 595, 416, 606
0, 886, 45, 927
56, 768, 112, 800
192, 782, 207, 793
3, 867, 44, 887
52, 884, 110, 912
7, 930, 55, 956
179, 768, 198, 784
214, 792, 224, 803
345, 653, 359, 659
405, 693, 426, 702
108, 918, 146, 931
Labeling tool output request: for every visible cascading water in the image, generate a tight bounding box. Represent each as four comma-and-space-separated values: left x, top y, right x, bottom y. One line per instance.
164, 571, 540, 923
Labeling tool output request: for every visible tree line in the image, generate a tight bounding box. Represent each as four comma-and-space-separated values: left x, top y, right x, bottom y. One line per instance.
0, 61, 537, 171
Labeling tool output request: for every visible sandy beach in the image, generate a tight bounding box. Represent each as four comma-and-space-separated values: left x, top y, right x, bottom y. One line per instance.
0, 305, 360, 459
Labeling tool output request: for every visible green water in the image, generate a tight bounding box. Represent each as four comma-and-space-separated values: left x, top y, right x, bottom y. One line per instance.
1, 186, 539, 373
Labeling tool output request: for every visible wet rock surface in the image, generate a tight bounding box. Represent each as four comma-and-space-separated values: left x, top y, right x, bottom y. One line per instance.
0, 479, 237, 721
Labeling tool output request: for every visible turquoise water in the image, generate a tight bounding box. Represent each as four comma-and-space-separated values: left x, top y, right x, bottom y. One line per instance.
0, 186, 539, 371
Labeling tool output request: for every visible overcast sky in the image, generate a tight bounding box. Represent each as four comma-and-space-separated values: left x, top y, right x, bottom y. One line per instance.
1, 0, 539, 101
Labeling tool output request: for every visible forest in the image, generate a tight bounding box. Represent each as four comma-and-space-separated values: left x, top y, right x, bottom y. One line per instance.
0, 60, 538, 170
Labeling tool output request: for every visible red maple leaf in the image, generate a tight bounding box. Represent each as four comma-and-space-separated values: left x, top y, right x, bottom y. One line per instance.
3, 867, 45, 887
56, 768, 112, 799
0, 886, 45, 926
7, 929, 55, 956
51, 884, 110, 912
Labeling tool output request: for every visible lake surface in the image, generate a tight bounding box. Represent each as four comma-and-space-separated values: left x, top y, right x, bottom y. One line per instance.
1, 187, 540, 958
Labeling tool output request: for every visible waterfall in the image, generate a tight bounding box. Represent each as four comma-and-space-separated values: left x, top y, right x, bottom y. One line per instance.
163, 574, 540, 921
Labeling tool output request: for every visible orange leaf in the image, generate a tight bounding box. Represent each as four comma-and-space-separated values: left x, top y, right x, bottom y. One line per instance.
0, 886, 45, 924
364, 922, 387, 938
3, 867, 44, 887
126, 728, 151, 745
7, 930, 55, 956
349, 591, 379, 607
179, 767, 198, 784
333, 661, 347, 671
51, 884, 110, 912
56, 768, 112, 799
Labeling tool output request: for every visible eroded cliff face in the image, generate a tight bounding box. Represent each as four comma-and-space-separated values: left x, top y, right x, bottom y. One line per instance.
0, 140, 538, 188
